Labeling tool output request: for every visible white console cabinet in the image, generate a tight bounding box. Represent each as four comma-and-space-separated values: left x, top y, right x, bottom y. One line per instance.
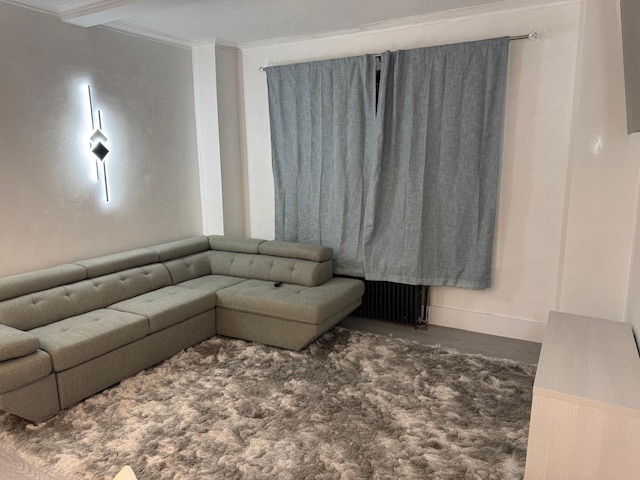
524, 311, 640, 479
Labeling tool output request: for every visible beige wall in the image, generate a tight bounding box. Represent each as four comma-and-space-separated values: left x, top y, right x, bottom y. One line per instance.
628, 192, 640, 341
560, 0, 640, 326
239, 1, 583, 341
0, 3, 202, 276
216, 44, 247, 237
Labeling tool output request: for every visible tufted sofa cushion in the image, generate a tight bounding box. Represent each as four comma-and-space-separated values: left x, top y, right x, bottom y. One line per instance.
0, 285, 80, 331
0, 265, 171, 331
163, 252, 212, 284
209, 252, 332, 287
0, 264, 87, 303
150, 236, 210, 262
258, 241, 333, 262
215, 277, 365, 325
178, 274, 246, 294
209, 235, 265, 254
108, 286, 216, 334
74, 249, 159, 278
30, 309, 149, 372
66, 264, 172, 311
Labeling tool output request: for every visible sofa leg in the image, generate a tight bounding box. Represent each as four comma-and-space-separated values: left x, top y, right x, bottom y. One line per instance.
0, 374, 60, 423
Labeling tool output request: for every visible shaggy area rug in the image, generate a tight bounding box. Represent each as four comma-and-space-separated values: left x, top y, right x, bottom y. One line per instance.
0, 327, 535, 480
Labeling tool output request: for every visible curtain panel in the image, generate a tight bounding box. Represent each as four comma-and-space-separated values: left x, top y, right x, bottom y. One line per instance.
266, 37, 510, 290
364, 37, 510, 289
266, 55, 377, 277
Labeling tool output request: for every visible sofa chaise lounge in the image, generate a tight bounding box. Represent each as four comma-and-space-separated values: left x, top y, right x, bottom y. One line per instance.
0, 235, 364, 423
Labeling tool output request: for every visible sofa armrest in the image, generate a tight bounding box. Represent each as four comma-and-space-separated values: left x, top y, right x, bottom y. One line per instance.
0, 324, 40, 361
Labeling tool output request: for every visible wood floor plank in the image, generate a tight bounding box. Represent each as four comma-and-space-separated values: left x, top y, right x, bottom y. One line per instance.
0, 446, 60, 480
339, 316, 541, 364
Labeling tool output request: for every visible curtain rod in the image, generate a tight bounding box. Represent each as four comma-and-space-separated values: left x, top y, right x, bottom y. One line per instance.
510, 31, 538, 41
259, 32, 538, 72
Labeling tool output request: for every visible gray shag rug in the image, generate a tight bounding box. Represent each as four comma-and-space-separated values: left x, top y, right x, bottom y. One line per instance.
0, 327, 535, 480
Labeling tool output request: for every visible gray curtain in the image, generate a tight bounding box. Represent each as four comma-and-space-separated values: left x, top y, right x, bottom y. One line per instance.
364, 38, 510, 289
267, 37, 509, 289
266, 55, 377, 276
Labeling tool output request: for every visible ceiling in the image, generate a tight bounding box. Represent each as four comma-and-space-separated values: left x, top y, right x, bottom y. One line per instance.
4, 0, 552, 47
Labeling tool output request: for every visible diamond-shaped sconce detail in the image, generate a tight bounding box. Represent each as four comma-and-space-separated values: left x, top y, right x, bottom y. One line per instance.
91, 141, 109, 161
90, 129, 107, 144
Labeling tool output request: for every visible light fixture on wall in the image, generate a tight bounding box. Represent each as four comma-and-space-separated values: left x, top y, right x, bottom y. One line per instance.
87, 85, 110, 202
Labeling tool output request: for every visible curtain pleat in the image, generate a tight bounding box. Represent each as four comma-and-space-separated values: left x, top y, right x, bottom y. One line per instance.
266, 37, 509, 290
266, 55, 378, 276
363, 37, 509, 289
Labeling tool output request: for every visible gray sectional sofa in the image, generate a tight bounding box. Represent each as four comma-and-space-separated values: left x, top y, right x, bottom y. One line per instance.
0, 235, 364, 423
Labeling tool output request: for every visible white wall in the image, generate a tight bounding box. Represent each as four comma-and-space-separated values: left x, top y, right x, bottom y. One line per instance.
0, 2, 201, 276
617, 0, 640, 339
192, 43, 224, 236
628, 188, 640, 340
239, 1, 583, 342
191, 41, 246, 237
560, 0, 640, 327
216, 44, 247, 237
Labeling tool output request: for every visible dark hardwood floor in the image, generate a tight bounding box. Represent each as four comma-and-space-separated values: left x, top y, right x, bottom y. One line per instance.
0, 316, 540, 479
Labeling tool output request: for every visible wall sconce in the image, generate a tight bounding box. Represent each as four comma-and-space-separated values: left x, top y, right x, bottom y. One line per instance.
87, 85, 110, 202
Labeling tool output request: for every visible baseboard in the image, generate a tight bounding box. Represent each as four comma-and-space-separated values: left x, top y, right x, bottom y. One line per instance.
427, 306, 546, 343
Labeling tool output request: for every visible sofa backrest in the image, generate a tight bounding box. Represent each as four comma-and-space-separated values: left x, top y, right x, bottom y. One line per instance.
208, 235, 265, 253
257, 240, 332, 263
150, 236, 210, 262
208, 252, 332, 287
0, 264, 171, 331
0, 235, 336, 329
0, 264, 87, 302
163, 252, 212, 284
207, 236, 334, 287
74, 248, 159, 278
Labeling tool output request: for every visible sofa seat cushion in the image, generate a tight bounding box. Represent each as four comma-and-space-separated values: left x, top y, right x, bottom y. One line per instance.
109, 286, 216, 334
0, 350, 52, 394
179, 275, 247, 293
216, 277, 365, 325
0, 324, 40, 361
30, 309, 149, 372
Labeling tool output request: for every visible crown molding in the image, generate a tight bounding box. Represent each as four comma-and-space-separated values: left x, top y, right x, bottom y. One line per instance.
105, 23, 240, 50
101, 20, 194, 49
58, 0, 134, 22
4, 0, 162, 27
239, 0, 580, 51
1, 0, 127, 16
4, 0, 241, 49
208, 37, 239, 50
1, 0, 60, 15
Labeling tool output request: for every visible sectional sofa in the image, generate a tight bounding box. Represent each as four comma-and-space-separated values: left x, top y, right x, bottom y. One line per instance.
0, 235, 364, 423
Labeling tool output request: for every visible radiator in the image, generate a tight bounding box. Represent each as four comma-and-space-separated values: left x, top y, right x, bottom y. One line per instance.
345, 277, 428, 326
